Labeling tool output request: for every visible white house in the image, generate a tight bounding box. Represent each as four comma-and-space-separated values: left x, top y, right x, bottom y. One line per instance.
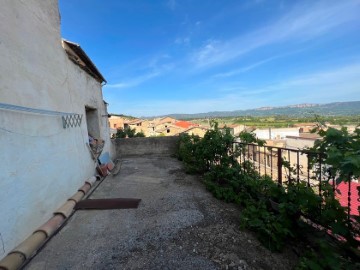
0, 0, 111, 259
254, 127, 300, 140
285, 134, 320, 150
284, 135, 321, 176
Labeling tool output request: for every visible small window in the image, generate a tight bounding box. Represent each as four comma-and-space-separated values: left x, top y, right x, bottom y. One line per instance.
114, 124, 117, 128
167, 129, 170, 133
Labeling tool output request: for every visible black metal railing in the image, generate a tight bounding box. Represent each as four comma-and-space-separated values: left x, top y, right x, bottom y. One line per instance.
234, 142, 359, 221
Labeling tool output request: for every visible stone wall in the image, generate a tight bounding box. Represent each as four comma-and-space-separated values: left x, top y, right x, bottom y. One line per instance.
114, 137, 179, 157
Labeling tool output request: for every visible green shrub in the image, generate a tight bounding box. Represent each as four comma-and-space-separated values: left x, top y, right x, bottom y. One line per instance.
296, 239, 359, 270
177, 121, 359, 265
115, 127, 145, 138
310, 126, 360, 181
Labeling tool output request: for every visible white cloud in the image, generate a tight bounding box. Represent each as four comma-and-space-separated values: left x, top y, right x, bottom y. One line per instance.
175, 37, 190, 46
106, 62, 360, 115
146, 63, 360, 115
147, 54, 172, 69
214, 48, 307, 78
191, 0, 360, 69
275, 63, 360, 89
106, 54, 174, 89
109, 94, 262, 116
214, 55, 281, 78
106, 71, 161, 89
194, 40, 223, 67
240, 62, 360, 105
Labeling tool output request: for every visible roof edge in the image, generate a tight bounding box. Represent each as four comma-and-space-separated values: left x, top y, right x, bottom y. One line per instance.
62, 39, 107, 84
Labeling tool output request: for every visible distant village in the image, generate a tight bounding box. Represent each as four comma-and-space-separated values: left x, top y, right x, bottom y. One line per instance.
109, 115, 358, 150
108, 115, 359, 218
109, 115, 209, 138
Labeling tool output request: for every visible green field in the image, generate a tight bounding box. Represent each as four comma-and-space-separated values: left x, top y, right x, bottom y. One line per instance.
189, 115, 360, 128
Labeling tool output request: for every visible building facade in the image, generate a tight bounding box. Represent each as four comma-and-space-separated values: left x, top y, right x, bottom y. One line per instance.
254, 127, 300, 140
0, 0, 111, 258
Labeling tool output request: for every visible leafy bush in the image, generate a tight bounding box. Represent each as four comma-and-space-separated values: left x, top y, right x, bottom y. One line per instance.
308, 125, 360, 248
177, 121, 360, 265
177, 133, 204, 173
240, 200, 294, 251
115, 127, 145, 138
296, 238, 359, 270
310, 126, 360, 181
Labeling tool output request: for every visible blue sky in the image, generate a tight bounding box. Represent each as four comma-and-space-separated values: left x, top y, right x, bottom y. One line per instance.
59, 0, 360, 117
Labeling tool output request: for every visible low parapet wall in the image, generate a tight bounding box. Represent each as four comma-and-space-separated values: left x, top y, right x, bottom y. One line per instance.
113, 136, 179, 157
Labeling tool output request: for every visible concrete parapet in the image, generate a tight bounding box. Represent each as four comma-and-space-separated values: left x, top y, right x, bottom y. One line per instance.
114, 136, 179, 157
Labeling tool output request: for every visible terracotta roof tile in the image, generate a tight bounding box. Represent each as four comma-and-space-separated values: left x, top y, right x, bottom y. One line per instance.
174, 121, 198, 129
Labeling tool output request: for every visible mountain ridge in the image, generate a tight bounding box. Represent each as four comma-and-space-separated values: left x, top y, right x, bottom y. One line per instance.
145, 101, 360, 119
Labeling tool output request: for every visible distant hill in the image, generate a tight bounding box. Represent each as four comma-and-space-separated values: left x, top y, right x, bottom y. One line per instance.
153, 101, 360, 119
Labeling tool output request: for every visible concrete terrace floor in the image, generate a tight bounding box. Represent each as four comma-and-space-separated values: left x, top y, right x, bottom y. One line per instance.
25, 155, 298, 270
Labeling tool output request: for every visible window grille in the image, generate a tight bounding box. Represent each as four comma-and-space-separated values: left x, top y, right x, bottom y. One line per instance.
62, 114, 83, 128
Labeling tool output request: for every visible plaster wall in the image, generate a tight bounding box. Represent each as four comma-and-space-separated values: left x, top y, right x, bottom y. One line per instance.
254, 128, 300, 140
284, 137, 317, 179
129, 120, 150, 135
232, 125, 245, 136
183, 127, 207, 138
286, 137, 316, 150
114, 137, 179, 157
109, 116, 125, 129
154, 123, 183, 136
0, 0, 110, 258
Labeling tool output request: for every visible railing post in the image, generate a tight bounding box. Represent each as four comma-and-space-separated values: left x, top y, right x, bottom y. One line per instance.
277, 148, 282, 186
319, 153, 322, 195
296, 151, 300, 184
348, 176, 352, 222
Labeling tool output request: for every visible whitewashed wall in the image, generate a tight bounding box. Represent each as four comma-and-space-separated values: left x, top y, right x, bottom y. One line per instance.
254, 128, 300, 140
285, 137, 316, 177
286, 137, 316, 149
0, 0, 111, 258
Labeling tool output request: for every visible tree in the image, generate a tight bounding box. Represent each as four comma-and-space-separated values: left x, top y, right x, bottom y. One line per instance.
114, 127, 146, 138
